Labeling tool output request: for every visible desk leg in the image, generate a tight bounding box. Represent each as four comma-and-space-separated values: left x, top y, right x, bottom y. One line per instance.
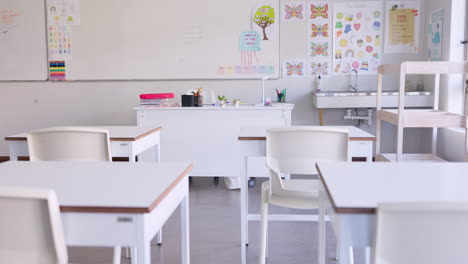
181, 194, 190, 264
319, 183, 326, 264
113, 247, 122, 264
154, 142, 163, 245
240, 155, 248, 264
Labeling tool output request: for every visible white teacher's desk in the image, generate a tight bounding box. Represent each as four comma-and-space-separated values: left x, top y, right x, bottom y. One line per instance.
0, 161, 192, 264
5, 126, 161, 162
135, 105, 293, 178
238, 126, 375, 263
316, 162, 468, 264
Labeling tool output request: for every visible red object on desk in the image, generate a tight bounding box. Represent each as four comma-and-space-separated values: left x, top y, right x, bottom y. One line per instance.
139, 93, 174, 100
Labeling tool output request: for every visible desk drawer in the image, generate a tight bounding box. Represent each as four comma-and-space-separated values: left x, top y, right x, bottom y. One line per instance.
62, 212, 138, 247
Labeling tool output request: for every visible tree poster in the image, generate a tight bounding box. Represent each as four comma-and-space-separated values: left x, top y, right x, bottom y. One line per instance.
332, 2, 383, 75
252, 4, 277, 41
384, 2, 420, 54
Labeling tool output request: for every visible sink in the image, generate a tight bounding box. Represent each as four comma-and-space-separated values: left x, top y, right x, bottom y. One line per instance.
312, 90, 434, 109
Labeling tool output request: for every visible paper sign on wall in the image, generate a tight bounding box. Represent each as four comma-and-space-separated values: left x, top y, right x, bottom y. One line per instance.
252, 4, 277, 41
384, 2, 420, 54
282, 59, 306, 78
332, 2, 383, 75
308, 1, 331, 76
428, 9, 443, 61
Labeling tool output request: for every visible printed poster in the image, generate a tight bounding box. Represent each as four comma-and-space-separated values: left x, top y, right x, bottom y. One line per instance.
281, 2, 305, 21
47, 0, 80, 25
308, 1, 331, 76
384, 2, 420, 54
282, 59, 306, 78
252, 4, 277, 41
333, 2, 383, 75
428, 9, 443, 61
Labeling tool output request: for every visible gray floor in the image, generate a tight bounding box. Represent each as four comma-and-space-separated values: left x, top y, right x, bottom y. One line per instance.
69, 177, 346, 264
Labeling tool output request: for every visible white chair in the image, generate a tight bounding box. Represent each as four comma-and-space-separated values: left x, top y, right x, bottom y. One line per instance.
27, 127, 124, 263
0, 187, 68, 264
259, 127, 349, 264
27, 126, 111, 162
374, 202, 468, 264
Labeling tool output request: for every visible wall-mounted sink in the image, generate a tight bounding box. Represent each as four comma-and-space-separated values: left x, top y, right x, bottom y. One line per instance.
312, 90, 434, 108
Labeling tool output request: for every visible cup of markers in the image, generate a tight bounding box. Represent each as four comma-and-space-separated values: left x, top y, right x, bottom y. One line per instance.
276, 89, 286, 102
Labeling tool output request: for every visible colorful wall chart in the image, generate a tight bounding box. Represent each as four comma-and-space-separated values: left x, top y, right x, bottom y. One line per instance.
282, 59, 305, 78
252, 4, 277, 41
0, 9, 21, 34
49, 61, 66, 80
308, 1, 331, 76
281, 2, 305, 21
48, 24, 73, 61
333, 2, 383, 75
384, 2, 420, 54
428, 9, 443, 61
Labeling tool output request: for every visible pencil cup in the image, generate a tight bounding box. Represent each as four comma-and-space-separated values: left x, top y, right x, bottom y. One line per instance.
194, 95, 203, 107
181, 95, 194, 107
277, 94, 285, 102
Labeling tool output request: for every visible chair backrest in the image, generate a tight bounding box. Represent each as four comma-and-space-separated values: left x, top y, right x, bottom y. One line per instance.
27, 126, 111, 162
0, 187, 68, 264
375, 202, 468, 264
266, 127, 349, 194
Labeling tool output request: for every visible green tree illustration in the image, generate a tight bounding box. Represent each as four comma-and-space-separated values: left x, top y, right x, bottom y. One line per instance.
253, 6, 275, 40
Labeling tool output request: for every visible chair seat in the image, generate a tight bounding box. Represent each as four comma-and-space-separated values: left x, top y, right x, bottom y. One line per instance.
262, 179, 319, 209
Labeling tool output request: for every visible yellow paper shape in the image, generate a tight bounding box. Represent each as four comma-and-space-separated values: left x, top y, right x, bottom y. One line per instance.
389, 9, 415, 45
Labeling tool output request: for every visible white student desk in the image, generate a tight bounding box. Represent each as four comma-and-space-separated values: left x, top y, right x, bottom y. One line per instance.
316, 162, 468, 264
238, 126, 375, 260
0, 161, 192, 264
5, 126, 161, 162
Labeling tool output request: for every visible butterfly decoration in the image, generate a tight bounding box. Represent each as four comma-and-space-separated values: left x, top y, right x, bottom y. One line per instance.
311, 23, 329, 38
311, 42, 329, 57
286, 62, 304, 76
311, 62, 329, 75
310, 4, 329, 19
284, 4, 304, 20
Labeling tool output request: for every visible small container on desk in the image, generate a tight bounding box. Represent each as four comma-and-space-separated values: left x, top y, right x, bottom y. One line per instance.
194, 95, 203, 107
181, 95, 194, 107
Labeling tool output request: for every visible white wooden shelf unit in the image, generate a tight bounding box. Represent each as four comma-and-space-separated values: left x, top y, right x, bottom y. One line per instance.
376, 61, 468, 162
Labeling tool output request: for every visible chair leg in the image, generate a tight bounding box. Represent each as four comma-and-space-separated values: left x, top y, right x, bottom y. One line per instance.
156, 229, 163, 245
259, 192, 269, 264
125, 247, 130, 258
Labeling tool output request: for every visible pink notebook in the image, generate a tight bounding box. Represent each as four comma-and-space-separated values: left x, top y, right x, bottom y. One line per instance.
139, 93, 175, 100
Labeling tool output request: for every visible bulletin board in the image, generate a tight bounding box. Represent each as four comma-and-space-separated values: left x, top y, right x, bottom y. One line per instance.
55, 0, 280, 80
0, 0, 48, 81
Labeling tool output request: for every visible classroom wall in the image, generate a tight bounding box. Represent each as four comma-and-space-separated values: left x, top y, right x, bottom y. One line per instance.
0, 0, 434, 156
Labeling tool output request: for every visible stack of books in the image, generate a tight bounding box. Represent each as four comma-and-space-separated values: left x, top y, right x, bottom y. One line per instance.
139, 93, 174, 106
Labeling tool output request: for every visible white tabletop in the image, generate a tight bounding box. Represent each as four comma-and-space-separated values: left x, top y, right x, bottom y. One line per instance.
317, 162, 468, 214
0, 161, 192, 213
5, 126, 161, 142
238, 126, 375, 141
135, 103, 294, 111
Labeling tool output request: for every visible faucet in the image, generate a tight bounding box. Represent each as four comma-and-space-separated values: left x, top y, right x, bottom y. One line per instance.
349, 69, 358, 92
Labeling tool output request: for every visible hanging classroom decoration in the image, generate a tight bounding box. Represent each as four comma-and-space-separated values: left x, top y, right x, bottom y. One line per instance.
239, 30, 261, 66
282, 59, 306, 78
384, 2, 420, 54
252, 4, 276, 40
428, 9, 443, 61
281, 2, 305, 21
332, 2, 383, 75
308, 1, 331, 76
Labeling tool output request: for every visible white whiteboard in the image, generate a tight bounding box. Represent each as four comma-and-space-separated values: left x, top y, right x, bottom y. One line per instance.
64, 0, 279, 80
0, 0, 48, 81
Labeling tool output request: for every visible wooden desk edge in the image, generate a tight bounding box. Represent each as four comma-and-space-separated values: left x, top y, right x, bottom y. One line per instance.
316, 163, 376, 215
4, 126, 163, 142
238, 136, 376, 141
112, 126, 162, 142
60, 163, 193, 214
